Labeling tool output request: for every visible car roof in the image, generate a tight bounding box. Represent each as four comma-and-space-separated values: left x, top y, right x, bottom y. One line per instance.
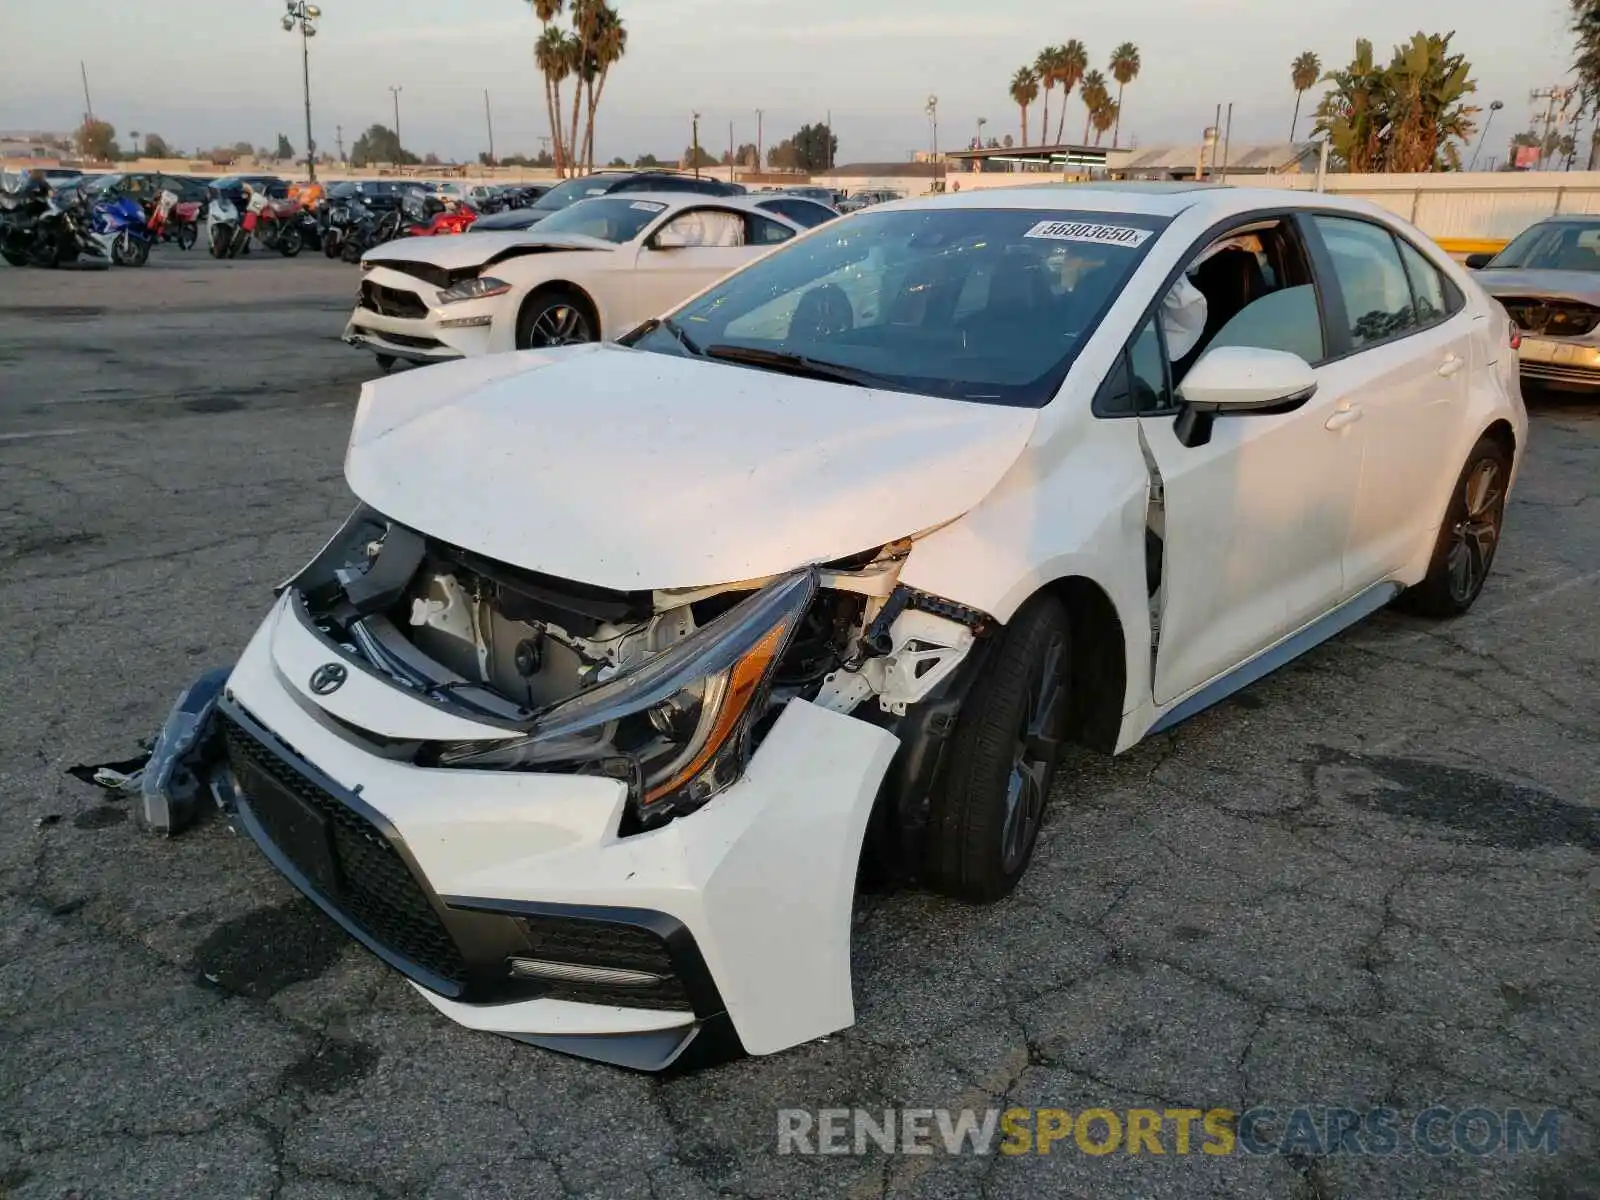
882, 183, 1401, 223
592, 190, 802, 219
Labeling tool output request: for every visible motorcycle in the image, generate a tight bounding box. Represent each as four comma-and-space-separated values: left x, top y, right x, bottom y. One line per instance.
247, 193, 304, 257
88, 195, 153, 266
340, 202, 400, 264
204, 195, 249, 258
396, 191, 477, 237
0, 182, 109, 268
316, 196, 357, 259
146, 191, 199, 250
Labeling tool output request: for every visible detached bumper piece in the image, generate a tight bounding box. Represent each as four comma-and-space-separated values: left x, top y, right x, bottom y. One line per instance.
220, 701, 743, 1072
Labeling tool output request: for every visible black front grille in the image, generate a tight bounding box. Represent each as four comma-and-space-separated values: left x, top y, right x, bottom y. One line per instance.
224, 717, 469, 986
360, 280, 428, 319
1501, 297, 1600, 338
517, 914, 691, 1011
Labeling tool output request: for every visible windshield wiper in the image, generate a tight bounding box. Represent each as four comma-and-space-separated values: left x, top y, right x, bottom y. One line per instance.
660, 316, 705, 357
703, 344, 898, 389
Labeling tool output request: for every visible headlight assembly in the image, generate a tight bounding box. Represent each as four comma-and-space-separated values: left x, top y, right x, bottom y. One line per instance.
437, 276, 511, 304
437, 569, 819, 822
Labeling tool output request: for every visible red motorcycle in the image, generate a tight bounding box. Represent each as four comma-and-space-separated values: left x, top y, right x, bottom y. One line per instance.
145, 191, 199, 251
397, 191, 477, 237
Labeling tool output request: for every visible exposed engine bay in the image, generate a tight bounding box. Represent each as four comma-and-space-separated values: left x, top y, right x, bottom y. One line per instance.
287, 506, 987, 833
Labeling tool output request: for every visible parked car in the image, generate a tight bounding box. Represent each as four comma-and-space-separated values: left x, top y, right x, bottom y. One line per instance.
753, 194, 839, 228
779, 185, 842, 206
471, 171, 742, 232
1467, 215, 1600, 391
217, 184, 1524, 1070
345, 192, 802, 370
837, 188, 903, 213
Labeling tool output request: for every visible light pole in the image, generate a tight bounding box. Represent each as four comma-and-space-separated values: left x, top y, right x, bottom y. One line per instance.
280, 1, 321, 182
976, 116, 987, 148
925, 94, 939, 192
756, 109, 764, 175
389, 85, 404, 167
1469, 100, 1503, 172
691, 112, 701, 178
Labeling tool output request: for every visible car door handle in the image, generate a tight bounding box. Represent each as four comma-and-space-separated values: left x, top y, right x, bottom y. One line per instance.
1324, 403, 1363, 431
1437, 353, 1465, 377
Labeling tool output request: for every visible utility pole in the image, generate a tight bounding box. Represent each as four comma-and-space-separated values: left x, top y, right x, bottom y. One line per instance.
336, 124, 344, 165
1219, 102, 1233, 183
79, 61, 95, 125
756, 109, 763, 175
281, 3, 322, 182
389, 85, 404, 167
826, 108, 833, 172
691, 112, 701, 178
925, 95, 939, 192
729, 119, 735, 184
485, 89, 496, 167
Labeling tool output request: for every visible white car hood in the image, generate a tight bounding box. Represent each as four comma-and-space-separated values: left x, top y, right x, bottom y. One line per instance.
345, 345, 1038, 592
362, 230, 614, 271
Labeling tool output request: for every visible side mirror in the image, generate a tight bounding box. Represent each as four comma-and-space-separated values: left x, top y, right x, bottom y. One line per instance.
1463, 252, 1493, 270
1174, 346, 1317, 448
651, 226, 691, 249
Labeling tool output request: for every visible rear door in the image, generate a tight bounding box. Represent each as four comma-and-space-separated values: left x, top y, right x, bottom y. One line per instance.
1305, 215, 1471, 588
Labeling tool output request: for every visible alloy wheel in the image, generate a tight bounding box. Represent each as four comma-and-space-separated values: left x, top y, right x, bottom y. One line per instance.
528, 303, 593, 347
1446, 459, 1503, 605
999, 631, 1065, 874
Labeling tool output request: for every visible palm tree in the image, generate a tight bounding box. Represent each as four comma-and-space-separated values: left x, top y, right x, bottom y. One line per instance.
566, 0, 605, 180
535, 25, 575, 176
1575, 0, 1600, 167
1035, 47, 1063, 147
1079, 70, 1109, 144
527, 0, 567, 174
1290, 50, 1322, 140
581, 4, 627, 174
1055, 39, 1088, 143
1109, 42, 1140, 148
1091, 97, 1119, 145
1010, 67, 1040, 146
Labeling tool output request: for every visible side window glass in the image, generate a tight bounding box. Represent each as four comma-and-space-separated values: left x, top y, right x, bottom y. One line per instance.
1096, 318, 1170, 416
748, 214, 794, 245
1208, 286, 1325, 364
1313, 216, 1418, 348
1395, 238, 1449, 326
659, 209, 745, 247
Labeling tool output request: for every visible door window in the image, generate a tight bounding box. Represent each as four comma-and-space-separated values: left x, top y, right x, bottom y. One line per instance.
1096, 317, 1173, 416
747, 213, 795, 245
1313, 216, 1418, 348
1394, 237, 1451, 326
656, 209, 745, 247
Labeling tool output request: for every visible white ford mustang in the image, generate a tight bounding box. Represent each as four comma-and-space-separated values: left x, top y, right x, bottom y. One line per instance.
342, 192, 804, 371
220, 184, 1525, 1070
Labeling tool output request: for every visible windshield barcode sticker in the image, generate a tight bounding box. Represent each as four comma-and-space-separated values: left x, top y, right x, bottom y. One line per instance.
1024, 221, 1151, 247
630, 201, 667, 211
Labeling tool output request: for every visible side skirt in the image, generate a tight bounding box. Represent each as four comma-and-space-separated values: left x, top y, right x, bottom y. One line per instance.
1148, 581, 1404, 735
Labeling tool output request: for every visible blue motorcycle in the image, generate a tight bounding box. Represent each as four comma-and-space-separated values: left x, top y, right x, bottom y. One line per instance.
89, 195, 153, 267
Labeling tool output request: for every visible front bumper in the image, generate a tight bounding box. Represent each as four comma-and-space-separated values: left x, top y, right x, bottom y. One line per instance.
342, 265, 500, 363
221, 593, 898, 1069
1517, 335, 1600, 389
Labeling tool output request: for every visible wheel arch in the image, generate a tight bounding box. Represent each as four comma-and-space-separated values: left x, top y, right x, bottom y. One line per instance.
1038, 574, 1129, 755
514, 280, 603, 344
1480, 417, 1516, 459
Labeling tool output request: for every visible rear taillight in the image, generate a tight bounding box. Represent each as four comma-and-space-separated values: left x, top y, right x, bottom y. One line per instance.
1509, 323, 1521, 352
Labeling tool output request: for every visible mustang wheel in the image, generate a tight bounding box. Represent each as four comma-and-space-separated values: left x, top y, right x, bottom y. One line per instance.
925, 593, 1071, 902
516, 289, 596, 349
1398, 434, 1511, 618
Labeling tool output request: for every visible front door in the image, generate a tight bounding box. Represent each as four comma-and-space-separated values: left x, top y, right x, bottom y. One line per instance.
631, 207, 758, 327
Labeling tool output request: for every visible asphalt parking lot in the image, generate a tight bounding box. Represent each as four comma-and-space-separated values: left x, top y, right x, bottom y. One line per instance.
0, 252, 1596, 1200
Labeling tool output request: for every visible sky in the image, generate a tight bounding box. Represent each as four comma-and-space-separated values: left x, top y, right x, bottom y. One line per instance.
0, 0, 1575, 166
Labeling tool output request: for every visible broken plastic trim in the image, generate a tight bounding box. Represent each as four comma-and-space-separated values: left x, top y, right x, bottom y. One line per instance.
858, 585, 993, 660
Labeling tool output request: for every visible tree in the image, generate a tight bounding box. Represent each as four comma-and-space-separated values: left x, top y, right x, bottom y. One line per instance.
1109, 42, 1140, 148
1002, 134, 1014, 148
1055, 39, 1088, 143
1079, 70, 1109, 143
734, 142, 759, 168
1290, 51, 1322, 140
681, 144, 717, 168
423, 152, 441, 166
608, 156, 629, 167
1091, 96, 1119, 146
74, 119, 119, 161
528, 0, 571, 175
1572, 0, 1600, 167
274, 133, 294, 161
578, 1, 628, 174
634, 152, 661, 167
1314, 32, 1478, 172
1035, 47, 1064, 146
350, 123, 416, 167
1010, 67, 1040, 146
143, 132, 172, 159
767, 124, 835, 171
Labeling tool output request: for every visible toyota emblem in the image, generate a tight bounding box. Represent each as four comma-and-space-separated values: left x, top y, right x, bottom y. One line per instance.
309, 663, 349, 695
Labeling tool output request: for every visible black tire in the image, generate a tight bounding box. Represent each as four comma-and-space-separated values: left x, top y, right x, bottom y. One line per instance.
1396, 435, 1512, 618
209, 225, 228, 258
341, 239, 363, 264
1, 249, 26, 267
323, 234, 341, 259
515, 288, 597, 349
375, 354, 397, 374
177, 224, 197, 251
924, 594, 1071, 903
276, 224, 302, 257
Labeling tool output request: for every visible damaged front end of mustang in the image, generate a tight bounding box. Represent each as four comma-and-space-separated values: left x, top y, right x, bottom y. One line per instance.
131, 343, 1037, 1070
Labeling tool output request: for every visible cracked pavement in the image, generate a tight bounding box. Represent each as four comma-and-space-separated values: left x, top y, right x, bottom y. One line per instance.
0, 256, 1596, 1199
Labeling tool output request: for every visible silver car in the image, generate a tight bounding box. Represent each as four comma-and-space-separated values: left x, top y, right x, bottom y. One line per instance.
1468, 216, 1600, 390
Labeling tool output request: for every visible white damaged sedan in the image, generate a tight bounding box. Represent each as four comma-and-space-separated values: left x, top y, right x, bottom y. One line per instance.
221, 185, 1525, 1070
342, 192, 803, 372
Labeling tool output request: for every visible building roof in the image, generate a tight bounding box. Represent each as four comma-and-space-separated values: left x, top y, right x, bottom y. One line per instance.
1118, 142, 1319, 173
